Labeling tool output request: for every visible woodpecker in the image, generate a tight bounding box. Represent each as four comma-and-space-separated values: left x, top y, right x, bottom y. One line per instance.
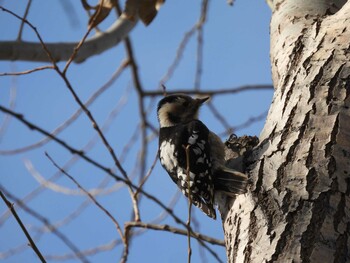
157, 94, 247, 219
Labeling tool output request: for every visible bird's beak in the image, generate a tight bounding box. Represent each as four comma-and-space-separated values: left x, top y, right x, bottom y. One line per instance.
196, 96, 210, 105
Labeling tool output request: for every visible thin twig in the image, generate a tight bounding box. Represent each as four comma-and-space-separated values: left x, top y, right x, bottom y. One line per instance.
125, 222, 225, 246
0, 75, 16, 142
218, 110, 268, 137
59, 1, 80, 28
191, 211, 208, 263
16, 0, 32, 41
62, 1, 103, 74
0, 187, 90, 263
0, 88, 130, 226
24, 159, 129, 196
44, 239, 122, 260
159, 27, 197, 86
122, 37, 145, 222
34, 192, 180, 261
0, 102, 224, 262
0, 66, 54, 77
45, 153, 126, 248
0, 188, 46, 263
207, 101, 233, 134
0, 7, 134, 205
134, 152, 158, 198
143, 85, 274, 97
0, 60, 129, 155
0, 105, 189, 229
194, 0, 209, 90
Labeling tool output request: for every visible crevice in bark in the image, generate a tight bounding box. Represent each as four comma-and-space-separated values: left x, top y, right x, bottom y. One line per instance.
243, 211, 258, 263
327, 63, 345, 114
325, 115, 339, 159
281, 189, 292, 214
334, 222, 350, 263
231, 216, 241, 262
281, 32, 305, 97
303, 35, 326, 71
254, 157, 265, 193
328, 155, 337, 177
311, 103, 316, 114
306, 168, 317, 199
346, 178, 350, 195
258, 190, 282, 241
306, 136, 316, 198
300, 192, 330, 263
286, 110, 311, 162
343, 70, 350, 100
314, 19, 322, 37
275, 106, 308, 194
306, 136, 315, 167
282, 78, 296, 115
280, 74, 290, 97
307, 47, 336, 105
289, 34, 305, 67
268, 199, 304, 263
277, 104, 298, 152
307, 67, 324, 104
275, 166, 285, 195
333, 193, 345, 232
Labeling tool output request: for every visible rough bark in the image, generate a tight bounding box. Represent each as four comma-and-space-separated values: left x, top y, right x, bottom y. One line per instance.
222, 0, 350, 262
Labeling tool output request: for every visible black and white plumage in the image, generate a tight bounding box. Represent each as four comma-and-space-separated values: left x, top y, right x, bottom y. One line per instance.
157, 94, 247, 219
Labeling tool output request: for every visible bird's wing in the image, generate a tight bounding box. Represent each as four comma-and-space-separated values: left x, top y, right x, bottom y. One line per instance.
179, 120, 216, 219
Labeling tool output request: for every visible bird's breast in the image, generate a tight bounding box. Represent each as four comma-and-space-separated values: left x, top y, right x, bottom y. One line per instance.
159, 140, 178, 172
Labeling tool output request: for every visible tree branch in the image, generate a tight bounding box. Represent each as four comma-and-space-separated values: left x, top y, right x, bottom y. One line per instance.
0, 6, 136, 63
125, 221, 225, 246
0, 188, 46, 263
143, 85, 273, 97
45, 153, 126, 250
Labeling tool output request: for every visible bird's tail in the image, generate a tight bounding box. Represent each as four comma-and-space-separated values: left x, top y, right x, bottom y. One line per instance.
192, 198, 217, 219
213, 167, 248, 196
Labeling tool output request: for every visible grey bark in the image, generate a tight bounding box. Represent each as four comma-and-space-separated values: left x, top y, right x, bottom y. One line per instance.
222, 0, 350, 262
0, 14, 136, 63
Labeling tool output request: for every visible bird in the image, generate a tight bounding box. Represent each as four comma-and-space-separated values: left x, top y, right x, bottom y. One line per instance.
157, 94, 248, 219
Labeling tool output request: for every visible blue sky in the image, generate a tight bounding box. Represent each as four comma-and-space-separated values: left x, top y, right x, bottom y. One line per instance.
0, 1, 272, 262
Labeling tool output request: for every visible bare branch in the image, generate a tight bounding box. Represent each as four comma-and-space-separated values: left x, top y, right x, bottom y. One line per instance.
125, 222, 225, 246
0, 6, 137, 63
194, 0, 209, 90
43, 239, 122, 261
0, 187, 90, 263
216, 110, 268, 137
122, 36, 147, 222
24, 159, 130, 196
207, 101, 233, 134
133, 152, 158, 198
0, 66, 54, 76
45, 153, 126, 248
0, 79, 16, 141
143, 85, 273, 97
0, 188, 46, 263
0, 61, 129, 155
16, 0, 32, 41
159, 25, 197, 86
0, 88, 131, 226
0, 105, 190, 229
0, 4, 273, 262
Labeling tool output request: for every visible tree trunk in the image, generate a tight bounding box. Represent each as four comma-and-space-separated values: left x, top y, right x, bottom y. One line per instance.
222, 0, 350, 262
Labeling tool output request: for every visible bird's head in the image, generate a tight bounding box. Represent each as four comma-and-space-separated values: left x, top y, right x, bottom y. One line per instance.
157, 94, 209, 127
